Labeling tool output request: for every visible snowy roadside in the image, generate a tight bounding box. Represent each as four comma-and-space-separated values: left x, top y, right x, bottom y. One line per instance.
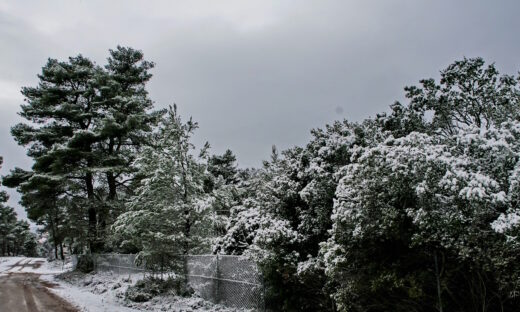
0, 256, 25, 274
0, 257, 123, 311
41, 271, 140, 312
0, 257, 247, 311
47, 269, 248, 312
0, 256, 67, 275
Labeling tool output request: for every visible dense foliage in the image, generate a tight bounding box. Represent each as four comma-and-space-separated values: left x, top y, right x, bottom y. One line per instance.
0, 156, 38, 257
217, 58, 520, 311
4, 49, 520, 311
4, 47, 162, 255
113, 105, 215, 272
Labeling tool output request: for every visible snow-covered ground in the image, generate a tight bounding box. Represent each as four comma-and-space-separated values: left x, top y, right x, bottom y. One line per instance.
0, 256, 69, 275
42, 271, 141, 312
52, 270, 245, 312
0, 257, 246, 312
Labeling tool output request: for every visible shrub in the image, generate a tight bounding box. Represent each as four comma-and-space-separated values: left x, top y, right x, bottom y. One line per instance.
76, 254, 94, 273
125, 276, 194, 302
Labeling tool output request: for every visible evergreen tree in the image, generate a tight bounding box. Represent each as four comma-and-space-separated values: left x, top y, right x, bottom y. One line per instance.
219, 57, 520, 311
3, 169, 73, 259
382, 57, 520, 137
113, 105, 212, 273
10, 54, 101, 250
0, 157, 38, 257
207, 149, 238, 185
8, 47, 161, 252
95, 46, 163, 234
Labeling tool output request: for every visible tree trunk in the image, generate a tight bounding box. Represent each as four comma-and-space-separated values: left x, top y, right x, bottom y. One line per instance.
435, 251, 444, 312
181, 152, 191, 254
106, 137, 118, 201
48, 212, 59, 260
59, 242, 64, 260
107, 171, 117, 200
101, 171, 117, 234
184, 218, 191, 254
85, 171, 97, 252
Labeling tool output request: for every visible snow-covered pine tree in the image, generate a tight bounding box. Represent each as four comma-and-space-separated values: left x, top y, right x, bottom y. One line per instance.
217, 57, 520, 311
0, 157, 38, 257
3, 168, 74, 259
9, 54, 102, 251
207, 149, 239, 185
0, 158, 17, 255
95, 47, 164, 234
7, 47, 160, 252
113, 105, 213, 273
203, 149, 241, 239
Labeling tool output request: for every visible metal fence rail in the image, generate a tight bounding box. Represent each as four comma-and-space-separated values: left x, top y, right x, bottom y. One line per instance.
93, 253, 146, 274
82, 253, 264, 311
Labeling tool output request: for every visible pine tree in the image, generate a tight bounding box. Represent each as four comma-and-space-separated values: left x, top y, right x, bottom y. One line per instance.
0, 157, 38, 257
113, 105, 212, 273
207, 149, 238, 185
95, 46, 163, 232
10, 54, 101, 250
8, 47, 161, 252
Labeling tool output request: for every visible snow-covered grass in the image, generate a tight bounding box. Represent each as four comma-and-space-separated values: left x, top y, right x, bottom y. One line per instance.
0, 256, 68, 276
42, 271, 140, 312
0, 256, 25, 274
0, 256, 247, 311
51, 270, 246, 312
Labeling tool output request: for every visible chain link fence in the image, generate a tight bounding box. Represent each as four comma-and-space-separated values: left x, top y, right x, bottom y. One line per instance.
93, 253, 146, 274
186, 254, 264, 310
81, 253, 265, 310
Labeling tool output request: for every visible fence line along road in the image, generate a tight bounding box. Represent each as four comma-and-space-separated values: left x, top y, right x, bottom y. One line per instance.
78, 253, 265, 311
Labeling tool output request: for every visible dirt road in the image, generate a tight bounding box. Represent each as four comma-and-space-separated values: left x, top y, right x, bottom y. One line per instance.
0, 258, 78, 312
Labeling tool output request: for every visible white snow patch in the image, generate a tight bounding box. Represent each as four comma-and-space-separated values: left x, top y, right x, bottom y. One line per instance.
52, 270, 247, 312
492, 211, 520, 233
42, 273, 140, 312
0, 257, 68, 276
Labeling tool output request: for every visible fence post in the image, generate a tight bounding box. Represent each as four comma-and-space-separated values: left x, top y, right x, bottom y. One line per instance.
263, 272, 267, 312
215, 254, 220, 304
183, 255, 188, 286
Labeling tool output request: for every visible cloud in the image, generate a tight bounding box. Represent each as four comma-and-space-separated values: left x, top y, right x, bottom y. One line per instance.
1, 0, 520, 222
0, 79, 23, 102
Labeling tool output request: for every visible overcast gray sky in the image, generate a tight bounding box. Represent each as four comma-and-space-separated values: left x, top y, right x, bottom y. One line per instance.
1, 0, 520, 219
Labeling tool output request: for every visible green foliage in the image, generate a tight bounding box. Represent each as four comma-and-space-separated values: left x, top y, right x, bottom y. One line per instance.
219, 58, 520, 311
113, 106, 214, 274
125, 276, 193, 302
6, 46, 162, 254
6, 48, 520, 311
76, 254, 95, 273
0, 157, 38, 257
322, 59, 520, 312
207, 149, 238, 186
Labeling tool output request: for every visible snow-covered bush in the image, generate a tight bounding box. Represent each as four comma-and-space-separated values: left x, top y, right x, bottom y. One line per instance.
324, 106, 520, 310
125, 276, 194, 302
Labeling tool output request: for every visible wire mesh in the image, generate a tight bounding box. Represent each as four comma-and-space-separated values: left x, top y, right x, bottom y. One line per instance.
213, 255, 264, 310
85, 253, 265, 311
93, 253, 146, 274
186, 255, 218, 301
